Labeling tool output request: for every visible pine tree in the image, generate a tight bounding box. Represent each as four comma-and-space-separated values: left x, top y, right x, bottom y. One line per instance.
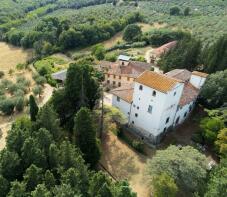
29, 95, 39, 121
74, 107, 101, 168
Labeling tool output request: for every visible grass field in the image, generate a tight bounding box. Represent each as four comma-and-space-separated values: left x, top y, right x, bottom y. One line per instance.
0, 42, 33, 72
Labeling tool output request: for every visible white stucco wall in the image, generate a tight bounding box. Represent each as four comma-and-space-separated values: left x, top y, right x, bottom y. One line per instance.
129, 81, 184, 138
112, 95, 131, 120
174, 101, 195, 125
190, 75, 206, 89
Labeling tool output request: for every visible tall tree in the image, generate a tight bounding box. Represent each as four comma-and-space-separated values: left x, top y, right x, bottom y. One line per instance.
23, 164, 43, 192
158, 37, 201, 72
7, 181, 27, 197
29, 95, 39, 121
215, 128, 227, 158
152, 173, 178, 197
205, 158, 227, 197
36, 104, 61, 141
203, 34, 227, 73
147, 145, 207, 195
74, 107, 101, 168
200, 69, 227, 108
123, 24, 142, 42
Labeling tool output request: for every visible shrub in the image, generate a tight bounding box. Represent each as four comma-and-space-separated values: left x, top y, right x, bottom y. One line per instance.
105, 53, 117, 62
132, 140, 144, 153
33, 85, 42, 97
8, 84, 18, 94
0, 71, 4, 78
170, 6, 181, 16
8, 69, 14, 75
15, 96, 25, 112
0, 99, 15, 115
35, 76, 46, 86
16, 63, 25, 70
1, 79, 13, 88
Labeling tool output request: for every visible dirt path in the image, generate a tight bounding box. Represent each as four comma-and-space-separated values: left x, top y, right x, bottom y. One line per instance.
100, 132, 153, 197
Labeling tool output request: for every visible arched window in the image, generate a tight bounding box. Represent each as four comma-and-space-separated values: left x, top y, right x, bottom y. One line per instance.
152, 90, 156, 96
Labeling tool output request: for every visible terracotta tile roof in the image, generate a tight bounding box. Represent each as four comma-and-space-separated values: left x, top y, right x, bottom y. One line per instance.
152, 41, 177, 57
179, 83, 200, 107
165, 69, 192, 82
105, 61, 151, 78
192, 71, 208, 78
111, 84, 134, 103
135, 71, 182, 93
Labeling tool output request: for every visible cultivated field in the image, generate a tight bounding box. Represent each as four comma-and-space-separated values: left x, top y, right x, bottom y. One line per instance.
0, 42, 33, 72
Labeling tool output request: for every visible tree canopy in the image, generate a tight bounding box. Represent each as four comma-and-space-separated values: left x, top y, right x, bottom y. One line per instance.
147, 145, 207, 195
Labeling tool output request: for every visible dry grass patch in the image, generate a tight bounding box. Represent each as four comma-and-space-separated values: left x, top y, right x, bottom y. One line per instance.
0, 42, 33, 72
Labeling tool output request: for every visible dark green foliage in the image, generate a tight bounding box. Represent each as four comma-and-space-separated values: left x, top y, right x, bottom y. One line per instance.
23, 164, 43, 191
0, 175, 10, 196
202, 35, 227, 73
44, 170, 55, 190
158, 37, 201, 72
51, 63, 100, 129
170, 6, 181, 16
7, 181, 27, 197
200, 70, 227, 108
29, 95, 39, 121
0, 98, 15, 115
184, 7, 190, 16
0, 149, 21, 181
143, 29, 190, 47
205, 159, 227, 197
74, 107, 101, 168
198, 114, 225, 148
92, 44, 105, 60
31, 184, 51, 197
123, 24, 142, 42
36, 104, 61, 141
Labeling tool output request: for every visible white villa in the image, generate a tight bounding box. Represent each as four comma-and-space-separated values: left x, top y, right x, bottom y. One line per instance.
111, 69, 208, 144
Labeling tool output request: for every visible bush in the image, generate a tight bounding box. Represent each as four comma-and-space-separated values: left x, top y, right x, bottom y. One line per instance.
16, 63, 25, 70
15, 96, 25, 112
35, 76, 46, 86
170, 6, 181, 16
105, 53, 117, 62
8, 69, 14, 75
132, 140, 144, 153
0, 99, 15, 115
8, 84, 18, 94
0, 71, 4, 78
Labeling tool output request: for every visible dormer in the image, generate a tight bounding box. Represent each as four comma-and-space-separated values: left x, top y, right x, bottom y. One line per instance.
190, 71, 208, 89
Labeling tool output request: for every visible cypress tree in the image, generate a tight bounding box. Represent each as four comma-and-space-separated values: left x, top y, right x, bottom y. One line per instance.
74, 107, 101, 168
29, 95, 39, 121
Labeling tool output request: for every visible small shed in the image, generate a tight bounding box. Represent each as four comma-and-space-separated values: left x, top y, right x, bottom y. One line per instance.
51, 69, 67, 82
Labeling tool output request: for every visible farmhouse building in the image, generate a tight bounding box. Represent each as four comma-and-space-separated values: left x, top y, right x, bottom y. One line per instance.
100, 58, 154, 88
111, 69, 208, 144
148, 41, 177, 64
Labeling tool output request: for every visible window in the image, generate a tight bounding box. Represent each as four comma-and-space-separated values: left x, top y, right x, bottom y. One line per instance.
118, 82, 121, 87
107, 74, 110, 78
163, 127, 167, 133
152, 90, 156, 97
117, 96, 120, 102
166, 117, 170, 124
133, 104, 136, 107
174, 91, 176, 96
127, 77, 130, 81
107, 80, 110, 84
113, 81, 116, 85
137, 106, 139, 110
119, 76, 121, 79
113, 75, 116, 79
184, 112, 187, 117
148, 105, 153, 114
139, 85, 143, 90
135, 113, 138, 117
122, 62, 124, 66
132, 121, 134, 124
